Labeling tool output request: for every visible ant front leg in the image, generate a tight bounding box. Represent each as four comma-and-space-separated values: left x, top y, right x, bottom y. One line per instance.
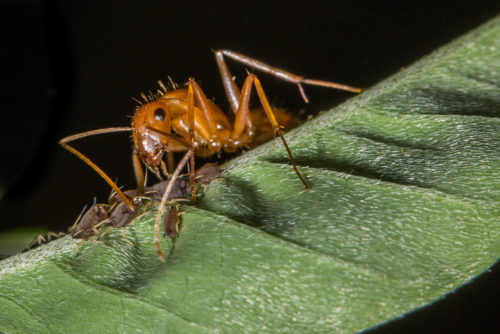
213, 49, 361, 108
233, 73, 309, 189
154, 150, 192, 262
132, 153, 146, 194
59, 127, 135, 210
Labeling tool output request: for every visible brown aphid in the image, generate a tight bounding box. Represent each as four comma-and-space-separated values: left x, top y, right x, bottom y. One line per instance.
194, 163, 221, 185
71, 203, 110, 239
108, 201, 137, 228
144, 178, 189, 201
163, 205, 180, 239
59, 50, 360, 260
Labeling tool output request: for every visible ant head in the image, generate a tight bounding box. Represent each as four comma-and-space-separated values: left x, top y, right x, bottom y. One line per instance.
139, 100, 172, 132
132, 100, 173, 170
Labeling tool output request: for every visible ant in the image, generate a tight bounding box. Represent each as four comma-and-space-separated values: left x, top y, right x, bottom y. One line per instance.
60, 50, 361, 260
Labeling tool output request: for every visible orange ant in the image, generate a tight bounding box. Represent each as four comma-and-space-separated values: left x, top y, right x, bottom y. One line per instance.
60, 50, 361, 260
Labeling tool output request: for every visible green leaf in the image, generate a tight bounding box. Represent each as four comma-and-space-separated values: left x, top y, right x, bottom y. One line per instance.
1, 15, 499, 334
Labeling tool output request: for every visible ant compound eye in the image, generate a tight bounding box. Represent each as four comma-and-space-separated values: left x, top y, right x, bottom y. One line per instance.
154, 108, 166, 121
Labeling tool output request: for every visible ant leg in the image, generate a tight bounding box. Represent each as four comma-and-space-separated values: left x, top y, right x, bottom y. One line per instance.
232, 74, 255, 139
243, 73, 309, 189
154, 150, 192, 262
189, 80, 218, 134
151, 166, 165, 181
253, 74, 309, 188
167, 152, 175, 174
187, 79, 196, 201
214, 50, 241, 113
132, 153, 145, 194
60, 127, 135, 210
160, 160, 169, 179
231, 73, 308, 188
214, 49, 361, 104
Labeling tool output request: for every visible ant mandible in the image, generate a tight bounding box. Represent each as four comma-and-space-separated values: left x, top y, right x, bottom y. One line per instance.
59, 50, 361, 259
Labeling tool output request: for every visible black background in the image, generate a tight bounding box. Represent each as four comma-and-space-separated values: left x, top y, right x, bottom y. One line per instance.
0, 1, 499, 333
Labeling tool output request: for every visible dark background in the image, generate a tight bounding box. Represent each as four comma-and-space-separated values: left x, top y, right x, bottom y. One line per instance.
0, 1, 499, 333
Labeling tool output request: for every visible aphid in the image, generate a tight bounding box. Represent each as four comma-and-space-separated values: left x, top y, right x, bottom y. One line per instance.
70, 162, 220, 244
71, 203, 110, 239
163, 205, 180, 239
194, 163, 222, 185
22, 231, 66, 252
59, 50, 360, 260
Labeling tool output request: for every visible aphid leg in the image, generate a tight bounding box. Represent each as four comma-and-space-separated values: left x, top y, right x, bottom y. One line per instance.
87, 237, 106, 246
71, 204, 88, 232
91, 225, 100, 236
36, 234, 47, 245
46, 231, 65, 242
214, 49, 361, 106
92, 218, 112, 236
121, 229, 135, 247
154, 151, 192, 262
187, 79, 196, 201
59, 127, 135, 210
